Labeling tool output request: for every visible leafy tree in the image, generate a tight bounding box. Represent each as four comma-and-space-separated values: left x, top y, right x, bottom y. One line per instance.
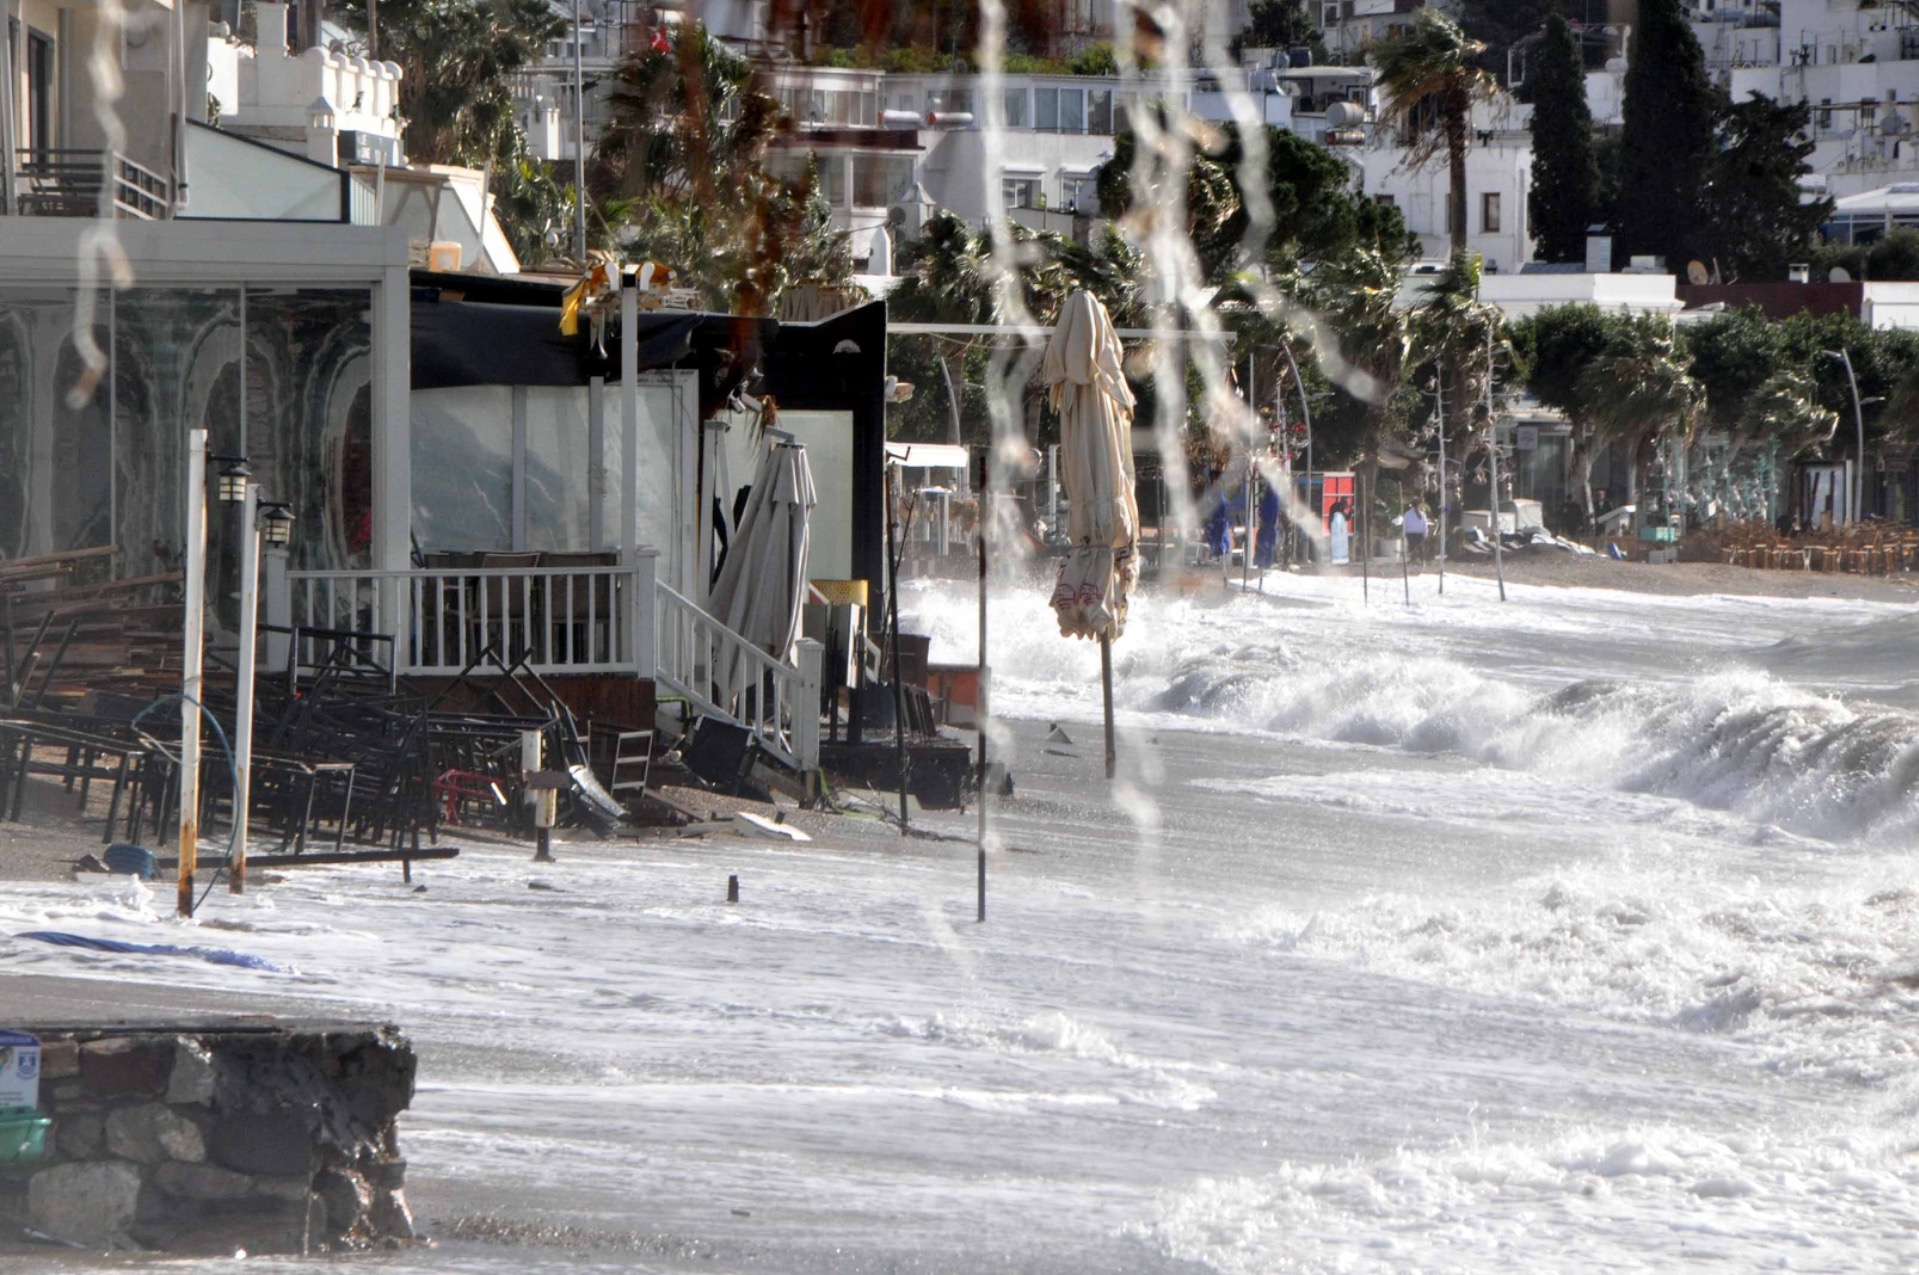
1615, 0, 1716, 270
1099, 125, 1415, 279
1527, 14, 1596, 263
1457, 0, 1562, 85
1683, 306, 1784, 436
885, 211, 1142, 444
330, 0, 561, 166
1232, 0, 1327, 61
1575, 315, 1701, 500
1410, 250, 1508, 473
1307, 245, 1417, 487
590, 25, 850, 315
1704, 94, 1830, 281
1371, 11, 1495, 257
1095, 120, 1244, 282
1511, 302, 1613, 511
1867, 229, 1919, 280
1741, 369, 1838, 459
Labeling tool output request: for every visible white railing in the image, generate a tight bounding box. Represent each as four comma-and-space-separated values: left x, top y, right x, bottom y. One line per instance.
285, 559, 656, 678
654, 581, 822, 775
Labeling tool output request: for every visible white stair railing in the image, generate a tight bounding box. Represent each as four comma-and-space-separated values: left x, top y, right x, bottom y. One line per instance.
654, 581, 822, 776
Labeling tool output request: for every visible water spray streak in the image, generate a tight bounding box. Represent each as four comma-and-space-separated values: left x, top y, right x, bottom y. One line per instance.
68, 0, 137, 409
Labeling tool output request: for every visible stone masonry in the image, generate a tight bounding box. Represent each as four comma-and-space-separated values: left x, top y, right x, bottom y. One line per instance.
0, 1021, 415, 1255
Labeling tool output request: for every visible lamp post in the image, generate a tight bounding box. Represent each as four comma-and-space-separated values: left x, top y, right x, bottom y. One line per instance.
1825, 349, 1869, 523
214, 455, 292, 899
178, 432, 209, 917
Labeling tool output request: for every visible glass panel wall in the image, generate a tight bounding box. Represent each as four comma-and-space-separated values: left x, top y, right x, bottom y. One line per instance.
524, 386, 593, 551
0, 283, 373, 633
412, 386, 515, 553
0, 287, 112, 565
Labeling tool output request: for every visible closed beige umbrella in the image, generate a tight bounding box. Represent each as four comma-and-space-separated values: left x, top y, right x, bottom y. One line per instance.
1044, 290, 1139, 642
1043, 290, 1137, 779
707, 437, 816, 699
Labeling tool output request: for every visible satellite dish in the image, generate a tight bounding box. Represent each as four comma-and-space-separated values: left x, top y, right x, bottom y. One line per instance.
1686, 260, 1710, 285
1831, 266, 1853, 282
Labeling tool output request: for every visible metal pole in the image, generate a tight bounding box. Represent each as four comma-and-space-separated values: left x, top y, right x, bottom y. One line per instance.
976, 452, 988, 924
1359, 468, 1369, 603
0, 28, 17, 216
1242, 354, 1253, 593
1100, 634, 1115, 780
1837, 348, 1866, 523
1276, 340, 1313, 563
177, 430, 208, 917
885, 462, 909, 834
1487, 320, 1507, 602
571, 0, 589, 258
1436, 380, 1447, 595
230, 486, 260, 895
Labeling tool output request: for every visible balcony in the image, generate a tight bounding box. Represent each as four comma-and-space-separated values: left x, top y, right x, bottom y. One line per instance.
9, 149, 171, 219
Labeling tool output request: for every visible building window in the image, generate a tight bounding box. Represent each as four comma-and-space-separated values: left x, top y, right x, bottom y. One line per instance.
817, 157, 845, 206
26, 29, 54, 155
1088, 89, 1113, 134
1373, 193, 1395, 206
1035, 87, 1059, 131
1063, 173, 1098, 213
1482, 191, 1501, 233
1003, 87, 1028, 128
1059, 88, 1085, 133
927, 88, 975, 116
1002, 177, 1039, 209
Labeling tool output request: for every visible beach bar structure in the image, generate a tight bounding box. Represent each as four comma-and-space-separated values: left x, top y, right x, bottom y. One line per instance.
0, 218, 887, 780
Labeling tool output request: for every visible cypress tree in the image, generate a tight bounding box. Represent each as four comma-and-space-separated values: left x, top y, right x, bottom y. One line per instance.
1527, 14, 1596, 263
1615, 0, 1717, 270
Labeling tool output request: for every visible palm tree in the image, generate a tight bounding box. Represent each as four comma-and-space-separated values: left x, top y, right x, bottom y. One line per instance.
1742, 368, 1839, 460
1576, 316, 1702, 504
1411, 249, 1509, 520
1371, 11, 1493, 257
1308, 245, 1416, 496
590, 26, 849, 314
886, 211, 1145, 444
330, 0, 562, 165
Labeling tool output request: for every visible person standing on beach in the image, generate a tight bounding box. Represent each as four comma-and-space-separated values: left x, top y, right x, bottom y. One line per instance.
1402, 500, 1428, 562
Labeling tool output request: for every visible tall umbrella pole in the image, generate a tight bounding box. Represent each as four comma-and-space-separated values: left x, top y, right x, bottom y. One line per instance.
1100, 636, 1115, 780
1360, 467, 1370, 604
976, 451, 989, 924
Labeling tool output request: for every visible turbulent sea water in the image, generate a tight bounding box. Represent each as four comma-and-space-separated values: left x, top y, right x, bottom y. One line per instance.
3, 569, 1918, 1272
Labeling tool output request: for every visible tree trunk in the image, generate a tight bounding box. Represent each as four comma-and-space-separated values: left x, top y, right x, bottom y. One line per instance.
1447, 97, 1469, 258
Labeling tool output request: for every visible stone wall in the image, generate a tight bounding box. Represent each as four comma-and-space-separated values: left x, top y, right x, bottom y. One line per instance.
0, 1021, 415, 1255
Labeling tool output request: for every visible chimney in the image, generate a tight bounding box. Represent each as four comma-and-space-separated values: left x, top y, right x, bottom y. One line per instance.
1585, 233, 1612, 273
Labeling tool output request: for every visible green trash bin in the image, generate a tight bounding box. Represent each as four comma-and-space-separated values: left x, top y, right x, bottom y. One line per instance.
0, 1107, 50, 1164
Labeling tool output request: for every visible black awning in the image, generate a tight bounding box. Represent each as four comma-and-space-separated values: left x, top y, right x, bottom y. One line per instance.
411, 298, 706, 390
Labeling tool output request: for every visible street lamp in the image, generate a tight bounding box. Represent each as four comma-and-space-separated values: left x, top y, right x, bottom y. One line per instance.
228, 492, 294, 897
1824, 349, 1869, 523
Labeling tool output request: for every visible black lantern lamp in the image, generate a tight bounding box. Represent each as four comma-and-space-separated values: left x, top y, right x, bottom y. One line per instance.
260, 503, 295, 547
215, 456, 252, 506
